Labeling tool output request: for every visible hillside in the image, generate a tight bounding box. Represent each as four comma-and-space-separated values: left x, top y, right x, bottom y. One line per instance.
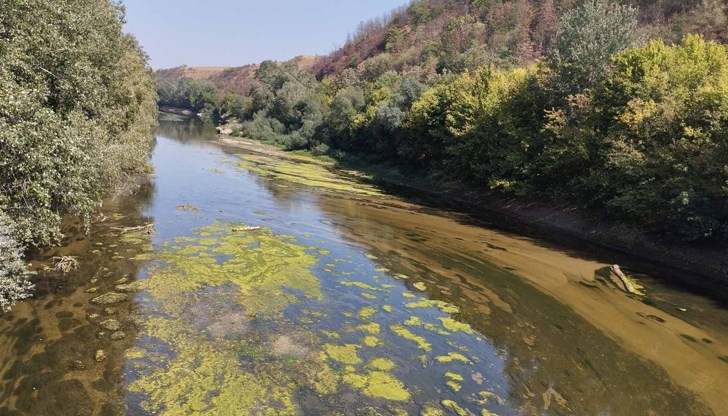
156, 56, 320, 96
157, 0, 727, 90
313, 0, 728, 79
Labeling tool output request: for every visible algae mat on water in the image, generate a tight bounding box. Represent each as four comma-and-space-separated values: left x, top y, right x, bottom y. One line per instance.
236, 153, 386, 197
126, 222, 414, 415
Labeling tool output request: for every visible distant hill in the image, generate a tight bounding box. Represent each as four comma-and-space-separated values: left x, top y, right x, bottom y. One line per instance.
155, 56, 320, 95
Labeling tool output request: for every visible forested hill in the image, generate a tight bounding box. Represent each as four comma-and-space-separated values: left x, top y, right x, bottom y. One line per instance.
158, 0, 728, 86
313, 0, 728, 79
156, 56, 319, 96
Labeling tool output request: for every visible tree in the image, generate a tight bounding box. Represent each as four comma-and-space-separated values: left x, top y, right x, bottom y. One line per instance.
532, 0, 558, 53
547, 0, 638, 96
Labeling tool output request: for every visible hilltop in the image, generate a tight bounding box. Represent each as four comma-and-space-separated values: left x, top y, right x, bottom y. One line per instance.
156, 56, 320, 95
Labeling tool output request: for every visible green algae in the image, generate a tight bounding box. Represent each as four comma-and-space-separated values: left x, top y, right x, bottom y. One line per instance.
405, 316, 423, 326
342, 281, 380, 291
363, 336, 381, 347
441, 400, 468, 416
236, 153, 385, 197
352, 322, 382, 335
435, 353, 470, 363
420, 404, 446, 416
361, 293, 377, 300
343, 371, 411, 401
367, 358, 396, 371
413, 282, 428, 291
358, 307, 378, 320
324, 344, 362, 365
405, 298, 460, 314
439, 318, 474, 334
390, 325, 431, 352
127, 222, 332, 414
405, 316, 451, 336
382, 305, 394, 313
445, 372, 464, 392
137, 222, 321, 317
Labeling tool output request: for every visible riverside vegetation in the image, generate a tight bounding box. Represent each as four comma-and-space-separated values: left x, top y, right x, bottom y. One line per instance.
0, 0, 157, 309
158, 0, 728, 252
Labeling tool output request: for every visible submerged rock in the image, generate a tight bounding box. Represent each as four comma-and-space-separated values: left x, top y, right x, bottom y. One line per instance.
100, 319, 122, 331
95, 350, 107, 362
70, 360, 86, 371
115, 283, 137, 293
110, 331, 127, 340
90, 292, 128, 305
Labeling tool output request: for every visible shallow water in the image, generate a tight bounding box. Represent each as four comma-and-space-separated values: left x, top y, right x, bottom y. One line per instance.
1, 113, 727, 415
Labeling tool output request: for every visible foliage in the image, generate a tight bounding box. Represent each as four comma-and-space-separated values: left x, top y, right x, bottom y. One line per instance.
0, 212, 33, 311
0, 0, 157, 307
595, 35, 728, 239
547, 0, 639, 96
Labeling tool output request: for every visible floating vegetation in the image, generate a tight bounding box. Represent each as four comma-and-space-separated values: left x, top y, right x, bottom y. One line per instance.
325, 344, 362, 365
121, 218, 508, 415
128, 222, 327, 413
343, 371, 410, 401
176, 204, 199, 212
435, 353, 470, 363
390, 325, 432, 352
236, 153, 385, 197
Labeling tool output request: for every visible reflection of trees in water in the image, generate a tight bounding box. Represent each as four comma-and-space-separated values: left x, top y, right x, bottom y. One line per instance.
156, 116, 217, 143
316, 198, 712, 416
0, 188, 155, 415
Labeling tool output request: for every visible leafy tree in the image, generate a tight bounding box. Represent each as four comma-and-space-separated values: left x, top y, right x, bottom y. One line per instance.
547, 0, 638, 96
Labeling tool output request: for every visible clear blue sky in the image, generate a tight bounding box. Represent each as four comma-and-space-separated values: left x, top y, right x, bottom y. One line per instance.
122, 0, 409, 69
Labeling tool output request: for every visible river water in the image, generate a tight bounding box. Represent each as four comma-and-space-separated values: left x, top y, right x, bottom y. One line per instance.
1, 113, 727, 415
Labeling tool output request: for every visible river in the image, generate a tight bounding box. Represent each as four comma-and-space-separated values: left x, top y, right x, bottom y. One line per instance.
1, 112, 727, 415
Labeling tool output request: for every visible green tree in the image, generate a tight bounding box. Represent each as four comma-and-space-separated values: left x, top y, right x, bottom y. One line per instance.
547, 0, 638, 96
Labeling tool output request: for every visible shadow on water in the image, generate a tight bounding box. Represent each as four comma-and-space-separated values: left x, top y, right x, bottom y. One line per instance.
313, 197, 715, 415
0, 184, 155, 415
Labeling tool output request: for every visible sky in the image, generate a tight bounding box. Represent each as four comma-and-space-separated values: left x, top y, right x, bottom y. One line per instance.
122, 0, 409, 69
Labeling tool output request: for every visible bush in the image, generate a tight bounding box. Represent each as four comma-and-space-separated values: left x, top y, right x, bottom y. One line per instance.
0, 212, 33, 311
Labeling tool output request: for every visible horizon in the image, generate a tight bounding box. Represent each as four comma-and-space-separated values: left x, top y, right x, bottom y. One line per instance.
122, 0, 409, 69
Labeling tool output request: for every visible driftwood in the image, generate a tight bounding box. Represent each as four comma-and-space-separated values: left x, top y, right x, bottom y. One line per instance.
231, 226, 262, 232
52, 256, 79, 274
111, 223, 155, 233
610, 265, 636, 294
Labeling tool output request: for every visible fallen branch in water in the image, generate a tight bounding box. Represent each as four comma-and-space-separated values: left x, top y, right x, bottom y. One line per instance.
111, 224, 155, 233
231, 226, 262, 232
52, 256, 79, 274
611, 264, 636, 294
